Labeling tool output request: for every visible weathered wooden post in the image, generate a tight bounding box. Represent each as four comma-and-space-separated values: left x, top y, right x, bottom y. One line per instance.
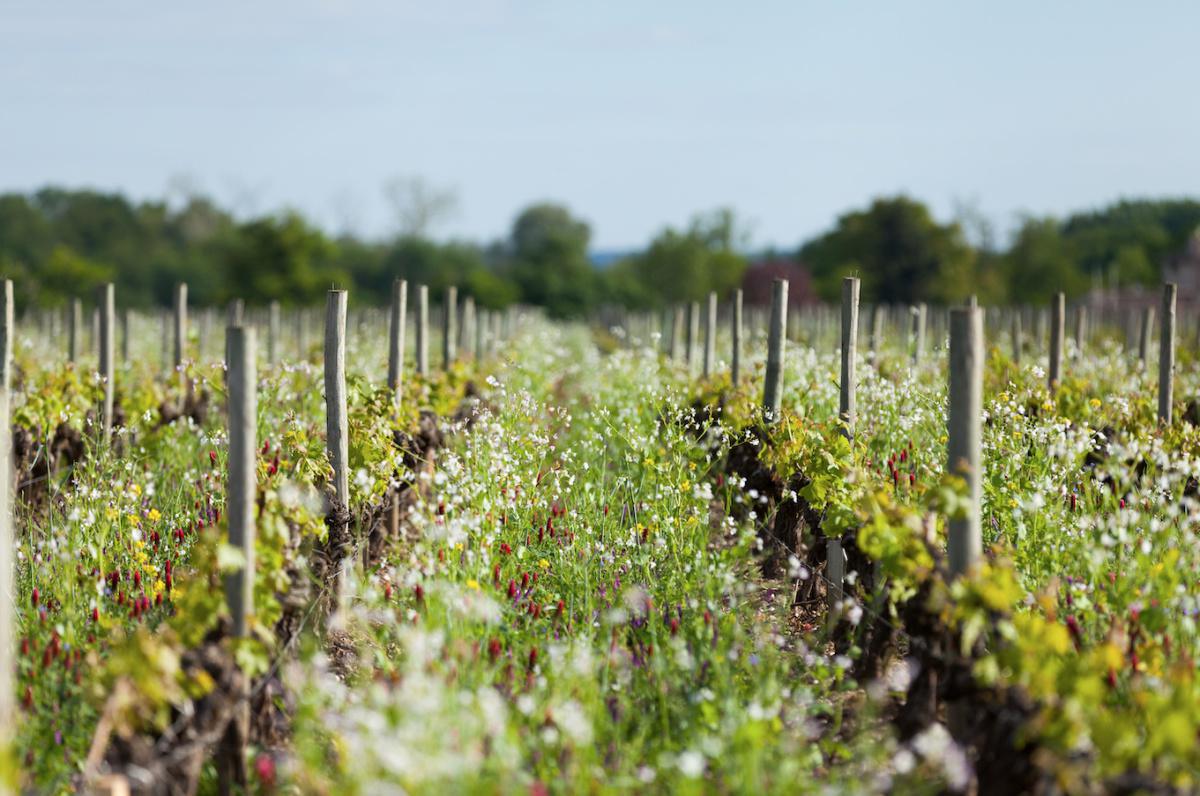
948, 305, 983, 577
98, 283, 115, 439
461, 296, 476, 361
1010, 310, 1022, 365
387, 279, 407, 401
173, 283, 188, 369
685, 301, 698, 370
91, 307, 99, 354
1159, 283, 1176, 425
839, 278, 859, 438
68, 297, 82, 363
472, 304, 482, 357
159, 313, 171, 376
489, 310, 501, 355
1049, 292, 1065, 393
911, 303, 926, 365
225, 325, 257, 637
828, 277, 859, 616
669, 306, 684, 360
120, 308, 131, 365
326, 290, 350, 513
1138, 306, 1155, 367
219, 322, 256, 789
268, 300, 281, 366
703, 291, 717, 378
416, 285, 430, 376
198, 309, 211, 364
1073, 305, 1087, 358
731, 289, 743, 386
228, 298, 245, 328
762, 279, 788, 423
868, 304, 883, 364
443, 286, 458, 370
294, 306, 306, 360
0, 281, 13, 764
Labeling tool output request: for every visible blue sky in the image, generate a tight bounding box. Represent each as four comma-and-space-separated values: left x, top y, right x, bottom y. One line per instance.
2, 1, 1198, 249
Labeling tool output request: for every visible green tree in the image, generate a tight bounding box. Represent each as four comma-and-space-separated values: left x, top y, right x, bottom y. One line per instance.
615, 208, 749, 308
37, 246, 115, 306
506, 203, 596, 317
1002, 217, 1087, 301
222, 212, 345, 305
799, 196, 976, 303
1057, 199, 1200, 287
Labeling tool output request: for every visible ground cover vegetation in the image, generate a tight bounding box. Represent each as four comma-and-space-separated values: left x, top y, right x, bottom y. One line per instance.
5, 295, 1200, 793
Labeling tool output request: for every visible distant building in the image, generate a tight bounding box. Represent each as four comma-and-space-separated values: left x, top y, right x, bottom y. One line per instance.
1079, 231, 1200, 348
1087, 230, 1200, 315
1164, 231, 1200, 306
741, 259, 818, 307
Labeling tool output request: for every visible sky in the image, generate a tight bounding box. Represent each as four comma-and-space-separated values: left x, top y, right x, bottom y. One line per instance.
2, 1, 1199, 250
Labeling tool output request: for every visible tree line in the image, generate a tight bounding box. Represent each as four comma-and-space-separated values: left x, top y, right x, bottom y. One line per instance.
0, 187, 1197, 315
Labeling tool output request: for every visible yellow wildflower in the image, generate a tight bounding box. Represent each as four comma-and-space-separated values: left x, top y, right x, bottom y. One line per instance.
466, 579, 480, 591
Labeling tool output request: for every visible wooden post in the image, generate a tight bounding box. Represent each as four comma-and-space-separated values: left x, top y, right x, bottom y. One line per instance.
731, 289, 743, 386
1159, 283, 1176, 425
0, 281, 12, 761
294, 307, 306, 360
1073, 305, 1087, 358
1138, 306, 1155, 367
489, 310, 501, 355
120, 308, 131, 365
443, 286, 457, 370
325, 291, 350, 510
228, 299, 245, 328
173, 283, 188, 368
388, 279, 408, 401
1010, 310, 1022, 365
160, 313, 170, 376
762, 279, 788, 423
476, 307, 487, 359
911, 303, 926, 365
461, 296, 476, 360
947, 306, 983, 578
224, 326, 257, 637
1049, 293, 1065, 393
416, 285, 429, 376
684, 301, 698, 370
868, 304, 883, 363
198, 309, 211, 364
669, 306, 684, 360
839, 277, 859, 438
68, 297, 82, 363
828, 277, 859, 613
98, 284, 115, 439
703, 291, 717, 378
826, 535, 845, 626
268, 300, 281, 366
